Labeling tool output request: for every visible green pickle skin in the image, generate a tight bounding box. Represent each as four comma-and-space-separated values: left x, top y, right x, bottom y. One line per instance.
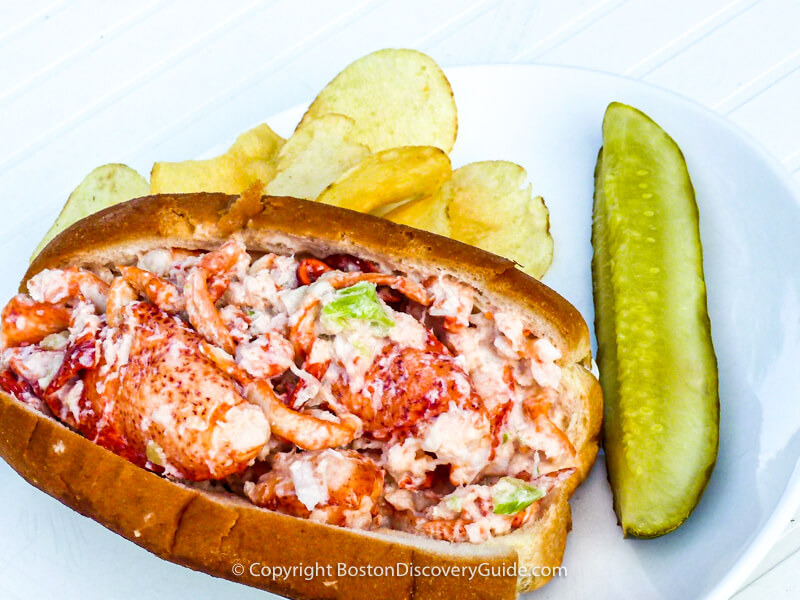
592, 102, 719, 537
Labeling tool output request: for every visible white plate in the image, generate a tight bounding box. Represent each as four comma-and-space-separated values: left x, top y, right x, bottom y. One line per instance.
2, 65, 800, 600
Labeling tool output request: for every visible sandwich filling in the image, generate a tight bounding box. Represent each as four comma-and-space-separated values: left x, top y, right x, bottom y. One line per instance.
0, 241, 579, 543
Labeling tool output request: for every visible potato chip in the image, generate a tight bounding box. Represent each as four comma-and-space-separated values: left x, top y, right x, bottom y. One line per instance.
266, 114, 369, 199
384, 184, 451, 237
31, 164, 149, 260
386, 161, 553, 278
298, 49, 457, 153
316, 146, 451, 214
150, 123, 284, 194
448, 161, 553, 278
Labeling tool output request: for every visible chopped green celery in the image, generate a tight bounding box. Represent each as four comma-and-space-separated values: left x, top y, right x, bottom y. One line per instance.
492, 477, 544, 515
146, 441, 165, 466
445, 495, 463, 512
321, 281, 394, 330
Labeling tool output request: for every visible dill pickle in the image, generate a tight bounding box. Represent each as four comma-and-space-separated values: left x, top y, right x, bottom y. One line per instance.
592, 102, 719, 538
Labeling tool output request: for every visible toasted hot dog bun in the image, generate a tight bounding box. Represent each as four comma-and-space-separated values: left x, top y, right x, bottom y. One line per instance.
2, 193, 602, 598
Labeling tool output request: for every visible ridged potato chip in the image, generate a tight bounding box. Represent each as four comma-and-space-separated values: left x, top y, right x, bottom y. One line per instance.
150, 123, 284, 194
266, 114, 369, 199
386, 161, 553, 279
32, 164, 149, 260
299, 49, 457, 153
449, 161, 553, 278
316, 146, 451, 213
384, 183, 451, 237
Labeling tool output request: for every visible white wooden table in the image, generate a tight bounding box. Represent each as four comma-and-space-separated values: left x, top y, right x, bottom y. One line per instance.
0, 1, 798, 598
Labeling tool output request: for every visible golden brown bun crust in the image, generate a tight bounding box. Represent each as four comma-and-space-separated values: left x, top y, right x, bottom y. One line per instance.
9, 193, 602, 597
561, 365, 603, 493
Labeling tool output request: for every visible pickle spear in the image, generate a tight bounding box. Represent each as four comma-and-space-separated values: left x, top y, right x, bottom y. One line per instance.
592, 102, 719, 538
